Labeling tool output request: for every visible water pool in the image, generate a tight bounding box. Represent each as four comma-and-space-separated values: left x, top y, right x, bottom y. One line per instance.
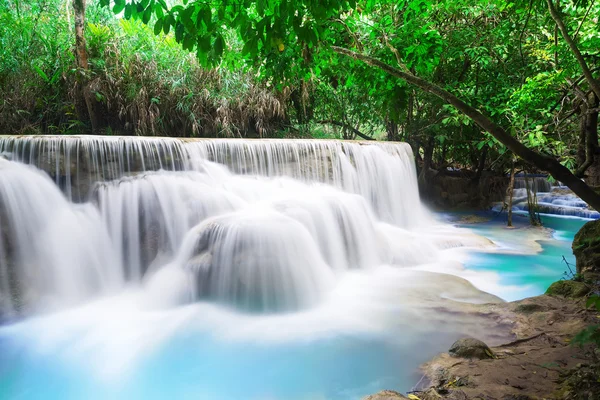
0, 212, 588, 400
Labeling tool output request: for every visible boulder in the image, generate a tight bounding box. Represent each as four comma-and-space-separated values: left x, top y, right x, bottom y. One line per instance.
545, 280, 590, 298
572, 220, 600, 276
362, 390, 409, 400
448, 337, 495, 360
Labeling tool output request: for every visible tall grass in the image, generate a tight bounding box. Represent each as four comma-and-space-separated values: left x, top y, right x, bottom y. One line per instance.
0, 0, 287, 137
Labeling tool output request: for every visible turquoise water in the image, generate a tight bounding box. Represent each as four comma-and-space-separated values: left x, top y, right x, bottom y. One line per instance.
0, 303, 456, 400
0, 332, 430, 400
453, 212, 587, 301
0, 213, 589, 400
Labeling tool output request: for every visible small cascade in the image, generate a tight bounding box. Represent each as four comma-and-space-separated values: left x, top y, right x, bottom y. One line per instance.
180, 210, 336, 312
0, 135, 486, 318
496, 175, 599, 219
513, 175, 553, 193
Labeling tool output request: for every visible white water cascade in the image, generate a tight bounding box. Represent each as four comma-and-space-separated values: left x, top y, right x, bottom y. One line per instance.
0, 136, 490, 320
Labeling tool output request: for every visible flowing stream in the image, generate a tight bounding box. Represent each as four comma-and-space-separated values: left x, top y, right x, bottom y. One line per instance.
0, 136, 589, 399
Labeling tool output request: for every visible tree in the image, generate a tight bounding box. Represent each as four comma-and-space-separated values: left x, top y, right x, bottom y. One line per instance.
100, 0, 600, 210
74, 0, 99, 133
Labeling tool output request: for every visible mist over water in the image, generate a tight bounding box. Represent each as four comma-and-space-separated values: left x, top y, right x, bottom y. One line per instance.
0, 136, 570, 399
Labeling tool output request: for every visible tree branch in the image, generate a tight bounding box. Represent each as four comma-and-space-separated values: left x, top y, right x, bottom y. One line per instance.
317, 119, 375, 141
331, 45, 600, 211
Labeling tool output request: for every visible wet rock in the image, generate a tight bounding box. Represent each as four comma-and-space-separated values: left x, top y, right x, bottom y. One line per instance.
420, 171, 508, 210
362, 390, 409, 400
573, 220, 600, 277
457, 214, 491, 224
449, 337, 495, 360
545, 280, 590, 298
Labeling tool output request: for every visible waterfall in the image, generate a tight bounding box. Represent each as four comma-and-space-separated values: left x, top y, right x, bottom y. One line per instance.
513, 176, 552, 193
0, 135, 446, 318
0, 159, 122, 319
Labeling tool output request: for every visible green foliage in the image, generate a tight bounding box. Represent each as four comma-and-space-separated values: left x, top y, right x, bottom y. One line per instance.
96, 0, 599, 175
572, 295, 600, 349
2, 0, 599, 175
0, 0, 288, 136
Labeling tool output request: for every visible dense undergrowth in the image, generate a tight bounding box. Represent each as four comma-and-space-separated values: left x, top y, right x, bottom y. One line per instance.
0, 0, 291, 137
2, 0, 599, 199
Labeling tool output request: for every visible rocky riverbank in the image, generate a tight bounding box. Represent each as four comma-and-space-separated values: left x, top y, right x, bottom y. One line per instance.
366, 289, 597, 400
364, 220, 600, 400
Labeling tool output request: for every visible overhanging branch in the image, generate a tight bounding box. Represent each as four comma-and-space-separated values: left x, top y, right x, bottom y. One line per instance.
331, 46, 600, 211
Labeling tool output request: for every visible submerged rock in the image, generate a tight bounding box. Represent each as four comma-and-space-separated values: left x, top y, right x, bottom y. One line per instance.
573, 220, 600, 277
182, 211, 334, 313
545, 280, 590, 298
448, 337, 494, 360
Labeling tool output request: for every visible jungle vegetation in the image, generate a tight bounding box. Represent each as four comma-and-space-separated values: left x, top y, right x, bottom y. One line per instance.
1, 0, 599, 206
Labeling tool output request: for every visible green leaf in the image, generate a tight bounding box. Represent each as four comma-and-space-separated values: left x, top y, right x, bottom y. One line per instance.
183, 34, 195, 51
257, 0, 265, 16
154, 18, 163, 35
175, 22, 185, 42
124, 4, 132, 19
163, 15, 173, 35
32, 65, 48, 82
154, 3, 164, 19
143, 7, 152, 24
113, 1, 125, 14
198, 35, 211, 53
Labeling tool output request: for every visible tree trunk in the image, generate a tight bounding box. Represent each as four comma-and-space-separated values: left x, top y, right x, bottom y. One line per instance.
73, 0, 98, 134
474, 146, 488, 182
577, 104, 587, 167
418, 135, 435, 184
507, 159, 516, 227
575, 94, 599, 179
578, 94, 600, 185
332, 46, 600, 211
524, 171, 542, 226
386, 119, 398, 141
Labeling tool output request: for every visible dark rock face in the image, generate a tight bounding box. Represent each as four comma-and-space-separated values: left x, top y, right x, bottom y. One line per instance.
545, 280, 590, 298
448, 337, 495, 360
420, 171, 508, 210
572, 219, 600, 276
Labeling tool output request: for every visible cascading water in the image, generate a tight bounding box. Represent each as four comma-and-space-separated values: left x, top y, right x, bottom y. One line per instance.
0, 159, 121, 319
0, 136, 440, 318
2, 135, 532, 399
496, 174, 600, 219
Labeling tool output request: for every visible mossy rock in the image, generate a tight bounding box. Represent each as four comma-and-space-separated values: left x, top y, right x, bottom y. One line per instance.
545, 280, 590, 298
514, 303, 545, 314
449, 337, 495, 360
572, 220, 600, 275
